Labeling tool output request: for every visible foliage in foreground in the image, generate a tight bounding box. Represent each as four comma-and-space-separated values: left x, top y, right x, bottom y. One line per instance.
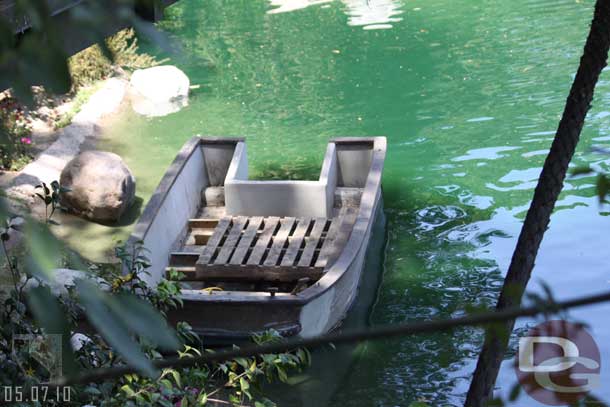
68, 28, 162, 89
0, 28, 160, 171
0, 216, 309, 406
0, 95, 33, 171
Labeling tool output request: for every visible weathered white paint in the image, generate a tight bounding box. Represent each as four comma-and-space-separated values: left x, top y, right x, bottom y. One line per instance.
320, 143, 338, 217
336, 144, 373, 187
139, 146, 207, 285
299, 287, 335, 337
224, 142, 338, 218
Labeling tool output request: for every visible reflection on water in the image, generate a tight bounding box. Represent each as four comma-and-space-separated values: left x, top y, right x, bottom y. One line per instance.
343, 0, 403, 29
267, 0, 332, 14
267, 0, 404, 30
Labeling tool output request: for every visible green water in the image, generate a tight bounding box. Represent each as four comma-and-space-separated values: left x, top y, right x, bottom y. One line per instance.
96, 0, 610, 405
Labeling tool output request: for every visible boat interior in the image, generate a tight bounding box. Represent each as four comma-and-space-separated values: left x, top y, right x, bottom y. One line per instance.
163, 138, 376, 294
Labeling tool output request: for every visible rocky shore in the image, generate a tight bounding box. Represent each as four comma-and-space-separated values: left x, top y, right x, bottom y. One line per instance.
3, 77, 129, 217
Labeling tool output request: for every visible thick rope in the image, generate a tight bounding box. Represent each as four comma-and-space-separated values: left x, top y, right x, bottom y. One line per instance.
464, 1, 610, 405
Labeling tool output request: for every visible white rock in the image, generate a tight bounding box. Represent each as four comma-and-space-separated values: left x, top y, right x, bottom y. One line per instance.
70, 333, 92, 351
129, 65, 190, 117
22, 268, 105, 297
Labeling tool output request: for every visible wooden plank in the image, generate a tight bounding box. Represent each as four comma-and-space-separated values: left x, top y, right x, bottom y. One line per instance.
182, 245, 205, 253
323, 208, 357, 267
315, 208, 356, 269
314, 217, 342, 269
263, 217, 296, 266
189, 264, 323, 283
189, 218, 219, 229
230, 217, 263, 265
192, 229, 214, 245
247, 217, 280, 265
170, 252, 200, 267
297, 218, 328, 267
281, 218, 311, 267
214, 217, 248, 265
196, 217, 231, 266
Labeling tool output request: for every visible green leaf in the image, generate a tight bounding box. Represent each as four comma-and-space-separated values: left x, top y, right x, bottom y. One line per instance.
597, 174, 610, 203
76, 279, 157, 377
509, 382, 521, 401
84, 385, 102, 395
24, 221, 60, 283
160, 378, 173, 389
121, 384, 136, 397
570, 165, 593, 176
198, 391, 207, 405
235, 357, 249, 369
17, 35, 71, 95
26, 286, 78, 375
276, 365, 288, 382
170, 369, 181, 388
240, 377, 249, 391
108, 293, 181, 351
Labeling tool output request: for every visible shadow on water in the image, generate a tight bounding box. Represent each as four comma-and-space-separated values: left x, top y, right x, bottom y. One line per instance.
266, 201, 388, 407
251, 161, 322, 181
48, 196, 144, 262
99, 196, 144, 227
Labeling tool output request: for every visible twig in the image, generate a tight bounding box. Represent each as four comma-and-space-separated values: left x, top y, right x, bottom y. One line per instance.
50, 289, 610, 387
1, 238, 19, 294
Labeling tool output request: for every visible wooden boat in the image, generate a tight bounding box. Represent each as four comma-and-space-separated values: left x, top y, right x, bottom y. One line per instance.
128, 136, 386, 340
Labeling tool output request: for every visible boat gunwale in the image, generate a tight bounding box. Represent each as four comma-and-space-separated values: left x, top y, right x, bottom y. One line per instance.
128, 136, 244, 243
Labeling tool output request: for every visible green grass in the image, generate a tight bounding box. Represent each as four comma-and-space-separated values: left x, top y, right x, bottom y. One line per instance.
54, 82, 103, 129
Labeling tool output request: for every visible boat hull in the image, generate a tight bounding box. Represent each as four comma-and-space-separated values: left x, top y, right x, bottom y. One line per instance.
169, 192, 383, 341
131, 136, 387, 341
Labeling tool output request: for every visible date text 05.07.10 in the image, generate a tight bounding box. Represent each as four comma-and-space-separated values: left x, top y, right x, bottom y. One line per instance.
2, 386, 72, 403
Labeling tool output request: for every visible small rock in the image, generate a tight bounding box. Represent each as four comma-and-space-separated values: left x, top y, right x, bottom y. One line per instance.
129, 65, 190, 117
70, 333, 92, 351
8, 217, 25, 231
3, 217, 25, 250
60, 151, 136, 223
22, 268, 106, 297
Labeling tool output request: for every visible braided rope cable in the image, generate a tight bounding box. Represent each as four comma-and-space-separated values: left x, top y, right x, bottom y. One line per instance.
465, 1, 610, 405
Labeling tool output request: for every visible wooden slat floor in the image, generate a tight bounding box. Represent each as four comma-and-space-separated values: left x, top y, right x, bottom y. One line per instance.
167, 211, 357, 284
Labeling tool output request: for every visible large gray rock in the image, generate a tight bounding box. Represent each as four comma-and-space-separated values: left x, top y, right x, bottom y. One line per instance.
60, 151, 135, 222
129, 65, 190, 117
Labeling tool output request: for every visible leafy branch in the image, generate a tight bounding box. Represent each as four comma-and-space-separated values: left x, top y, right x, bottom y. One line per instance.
33, 181, 70, 224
